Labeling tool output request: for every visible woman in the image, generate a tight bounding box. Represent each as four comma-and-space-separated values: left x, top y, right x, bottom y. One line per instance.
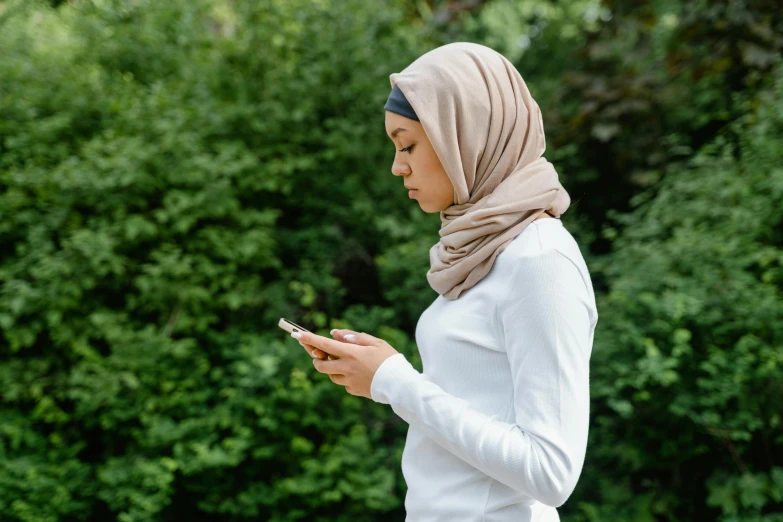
292, 42, 598, 522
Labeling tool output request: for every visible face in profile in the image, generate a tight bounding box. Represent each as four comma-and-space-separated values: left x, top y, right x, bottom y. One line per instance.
385, 111, 454, 213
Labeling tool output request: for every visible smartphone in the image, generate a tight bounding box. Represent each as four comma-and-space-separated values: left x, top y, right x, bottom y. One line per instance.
278, 318, 336, 360
278, 318, 311, 335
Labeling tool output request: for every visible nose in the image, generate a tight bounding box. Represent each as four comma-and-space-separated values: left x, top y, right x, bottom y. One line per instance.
391, 160, 410, 177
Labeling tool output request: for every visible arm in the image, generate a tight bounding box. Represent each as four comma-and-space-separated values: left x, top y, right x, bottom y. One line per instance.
370, 249, 594, 508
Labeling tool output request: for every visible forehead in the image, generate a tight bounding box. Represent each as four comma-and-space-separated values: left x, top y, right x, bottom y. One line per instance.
385, 111, 418, 136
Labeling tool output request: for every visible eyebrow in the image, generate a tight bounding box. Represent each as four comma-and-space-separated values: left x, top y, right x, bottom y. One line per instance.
388, 127, 408, 139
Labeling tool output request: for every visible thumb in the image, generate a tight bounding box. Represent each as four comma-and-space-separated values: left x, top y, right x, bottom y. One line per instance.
331, 329, 377, 346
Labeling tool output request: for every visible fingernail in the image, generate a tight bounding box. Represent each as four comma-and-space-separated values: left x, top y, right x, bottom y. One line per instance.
330, 329, 337, 335
344, 334, 356, 341
311, 350, 317, 358
291, 332, 302, 339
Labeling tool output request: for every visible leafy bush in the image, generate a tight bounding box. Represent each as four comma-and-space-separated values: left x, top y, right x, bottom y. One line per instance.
0, 1, 428, 520
573, 63, 783, 522
1, 0, 781, 521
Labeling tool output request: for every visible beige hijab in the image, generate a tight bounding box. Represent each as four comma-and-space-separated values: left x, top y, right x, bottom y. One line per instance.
389, 42, 571, 300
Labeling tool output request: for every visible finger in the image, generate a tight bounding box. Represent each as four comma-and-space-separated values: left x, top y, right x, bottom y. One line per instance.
305, 344, 337, 360
330, 329, 377, 347
313, 357, 344, 375
295, 331, 350, 358
299, 341, 327, 360
291, 331, 324, 359
302, 342, 332, 360
318, 349, 337, 360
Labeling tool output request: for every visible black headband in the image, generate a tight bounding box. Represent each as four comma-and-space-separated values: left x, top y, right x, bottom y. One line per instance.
384, 84, 419, 121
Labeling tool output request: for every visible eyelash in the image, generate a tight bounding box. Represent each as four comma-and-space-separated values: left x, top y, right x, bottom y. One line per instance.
398, 145, 414, 154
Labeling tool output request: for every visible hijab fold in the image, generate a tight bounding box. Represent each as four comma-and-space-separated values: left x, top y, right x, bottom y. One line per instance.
389, 42, 571, 300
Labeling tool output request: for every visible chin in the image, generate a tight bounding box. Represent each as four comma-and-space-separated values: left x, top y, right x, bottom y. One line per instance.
427, 201, 451, 213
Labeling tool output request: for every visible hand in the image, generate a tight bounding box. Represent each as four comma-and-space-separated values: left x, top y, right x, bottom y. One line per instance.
295, 329, 362, 360
297, 335, 332, 361
292, 329, 399, 399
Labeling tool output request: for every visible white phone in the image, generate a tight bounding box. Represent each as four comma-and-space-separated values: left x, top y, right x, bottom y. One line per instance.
278, 318, 336, 360
278, 317, 310, 335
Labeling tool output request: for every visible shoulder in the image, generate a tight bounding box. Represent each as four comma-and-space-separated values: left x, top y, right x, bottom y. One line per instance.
495, 248, 598, 338
499, 221, 596, 305
503, 248, 587, 299
502, 220, 593, 285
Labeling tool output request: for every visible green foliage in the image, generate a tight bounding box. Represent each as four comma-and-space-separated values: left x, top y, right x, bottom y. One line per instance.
0, 0, 428, 520
460, 0, 783, 260
572, 63, 783, 521
1, 0, 781, 520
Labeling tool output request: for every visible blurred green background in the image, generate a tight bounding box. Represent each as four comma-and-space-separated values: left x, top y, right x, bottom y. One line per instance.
0, 0, 781, 520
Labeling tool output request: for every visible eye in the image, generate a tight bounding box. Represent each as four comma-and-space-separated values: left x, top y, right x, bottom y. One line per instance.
398, 145, 414, 153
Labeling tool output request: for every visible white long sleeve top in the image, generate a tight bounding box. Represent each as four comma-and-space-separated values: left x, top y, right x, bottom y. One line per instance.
370, 218, 598, 522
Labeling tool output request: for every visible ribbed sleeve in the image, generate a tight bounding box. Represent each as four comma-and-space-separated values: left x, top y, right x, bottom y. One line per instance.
369, 248, 593, 508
